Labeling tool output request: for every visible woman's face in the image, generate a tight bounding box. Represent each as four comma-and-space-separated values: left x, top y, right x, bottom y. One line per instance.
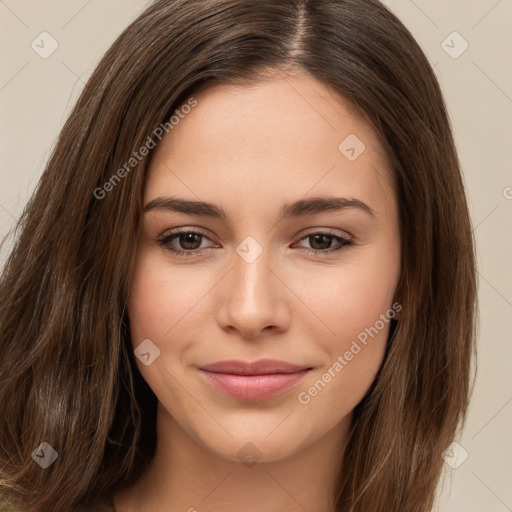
128, 70, 401, 464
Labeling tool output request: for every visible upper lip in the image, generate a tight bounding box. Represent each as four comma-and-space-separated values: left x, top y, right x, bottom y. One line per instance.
199, 359, 312, 376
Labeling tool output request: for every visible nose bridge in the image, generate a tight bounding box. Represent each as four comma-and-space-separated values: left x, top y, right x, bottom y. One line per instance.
231, 241, 275, 312
217, 237, 289, 337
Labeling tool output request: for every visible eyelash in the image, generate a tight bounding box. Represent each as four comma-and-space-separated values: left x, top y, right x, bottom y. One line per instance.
156, 228, 353, 259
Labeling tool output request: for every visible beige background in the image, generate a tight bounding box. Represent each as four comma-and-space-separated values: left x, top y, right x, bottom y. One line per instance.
1, 1, 511, 510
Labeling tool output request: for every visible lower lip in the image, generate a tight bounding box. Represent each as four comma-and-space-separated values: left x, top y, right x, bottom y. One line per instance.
200, 369, 311, 401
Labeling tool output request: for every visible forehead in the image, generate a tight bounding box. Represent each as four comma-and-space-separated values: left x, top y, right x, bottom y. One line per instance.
144, 71, 395, 218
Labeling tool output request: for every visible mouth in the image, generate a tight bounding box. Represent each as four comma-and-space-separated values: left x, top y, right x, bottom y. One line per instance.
198, 359, 313, 401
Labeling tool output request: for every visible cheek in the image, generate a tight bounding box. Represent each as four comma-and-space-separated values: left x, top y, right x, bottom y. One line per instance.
127, 255, 212, 403
127, 255, 212, 345
291, 247, 400, 348
295, 336, 387, 442
291, 240, 400, 409
294, 266, 398, 429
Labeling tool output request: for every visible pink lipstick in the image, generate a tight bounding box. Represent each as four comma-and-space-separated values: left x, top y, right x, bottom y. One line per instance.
199, 359, 312, 401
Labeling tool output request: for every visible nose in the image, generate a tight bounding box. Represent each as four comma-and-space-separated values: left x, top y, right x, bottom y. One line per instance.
215, 248, 291, 340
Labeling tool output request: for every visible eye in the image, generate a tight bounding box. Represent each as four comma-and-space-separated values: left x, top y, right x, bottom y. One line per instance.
156, 228, 353, 259
156, 228, 213, 258
292, 230, 353, 256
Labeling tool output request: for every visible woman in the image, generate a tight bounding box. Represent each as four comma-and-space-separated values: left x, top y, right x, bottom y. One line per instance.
0, 0, 477, 511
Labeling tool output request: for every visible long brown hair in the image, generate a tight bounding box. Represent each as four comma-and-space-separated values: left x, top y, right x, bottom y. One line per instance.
0, 0, 477, 510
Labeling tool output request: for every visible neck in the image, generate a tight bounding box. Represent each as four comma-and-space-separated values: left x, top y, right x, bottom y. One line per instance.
114, 403, 352, 512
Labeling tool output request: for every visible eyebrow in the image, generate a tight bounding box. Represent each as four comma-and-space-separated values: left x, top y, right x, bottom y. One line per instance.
143, 195, 376, 219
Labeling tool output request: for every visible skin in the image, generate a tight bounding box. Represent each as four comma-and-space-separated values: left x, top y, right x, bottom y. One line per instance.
113, 69, 401, 512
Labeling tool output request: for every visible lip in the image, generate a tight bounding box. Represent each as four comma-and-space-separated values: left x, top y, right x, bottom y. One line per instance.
199, 359, 312, 401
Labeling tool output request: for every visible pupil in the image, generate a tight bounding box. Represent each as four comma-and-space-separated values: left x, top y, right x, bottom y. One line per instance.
181, 233, 200, 250
311, 235, 331, 250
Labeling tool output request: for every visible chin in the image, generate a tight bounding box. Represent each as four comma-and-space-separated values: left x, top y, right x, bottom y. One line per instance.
192, 421, 311, 465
